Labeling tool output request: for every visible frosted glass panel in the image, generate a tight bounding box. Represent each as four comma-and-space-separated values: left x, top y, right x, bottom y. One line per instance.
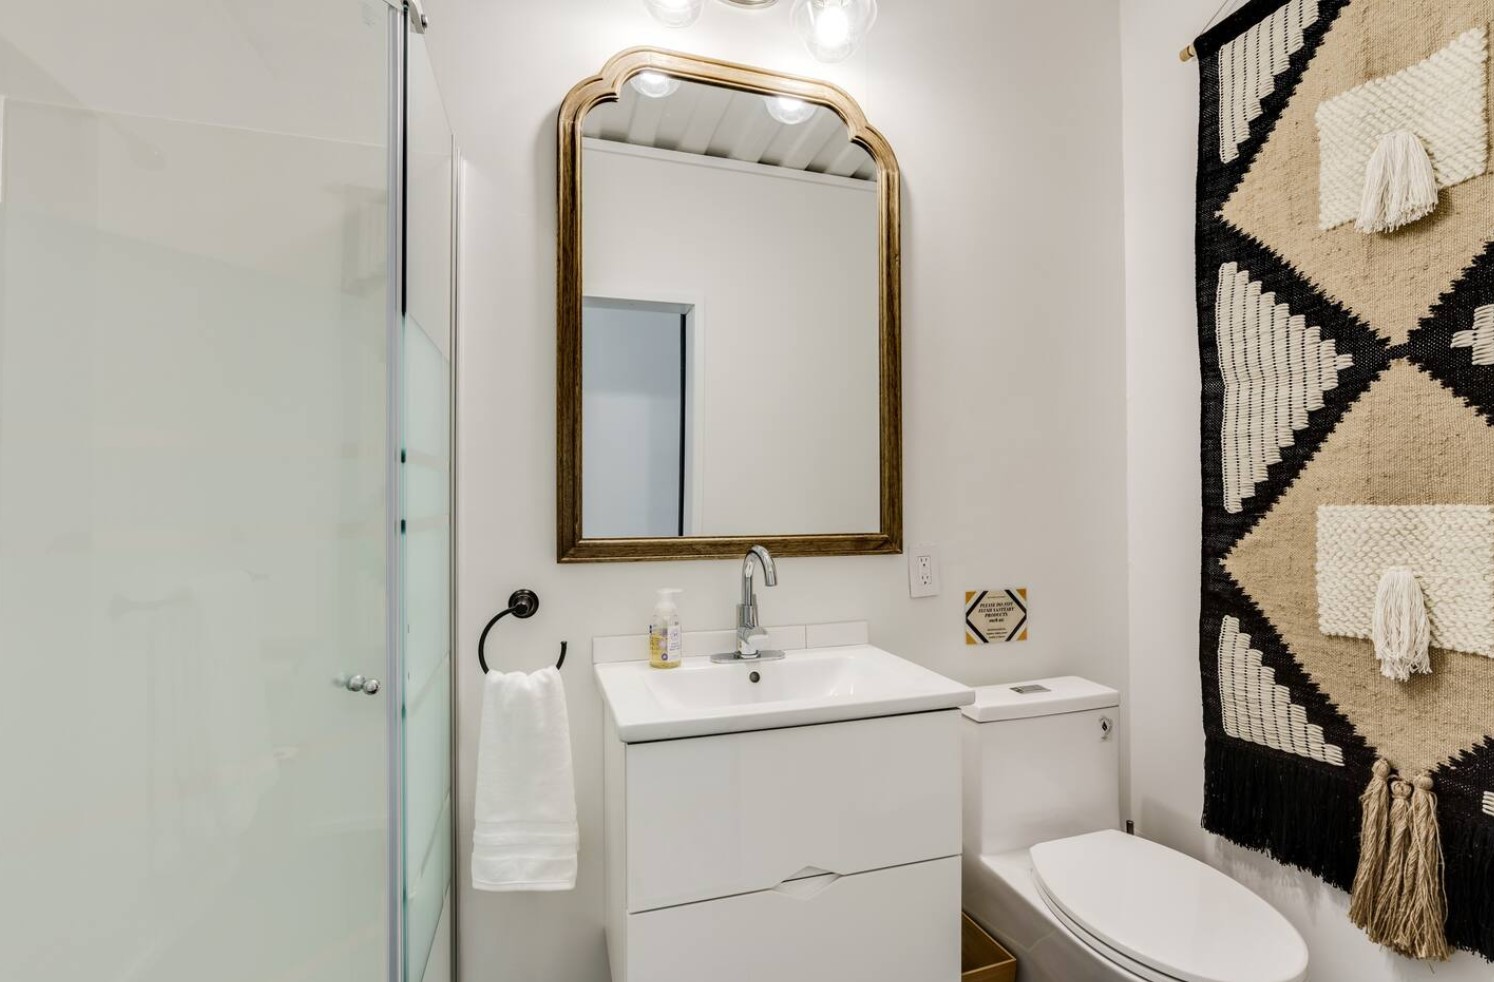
0, 5, 394, 982
402, 31, 454, 982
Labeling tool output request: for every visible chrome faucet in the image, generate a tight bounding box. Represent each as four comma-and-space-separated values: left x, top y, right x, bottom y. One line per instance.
713, 545, 784, 662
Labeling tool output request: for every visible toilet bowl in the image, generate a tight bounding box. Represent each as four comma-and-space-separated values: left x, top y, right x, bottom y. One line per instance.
961, 678, 1308, 982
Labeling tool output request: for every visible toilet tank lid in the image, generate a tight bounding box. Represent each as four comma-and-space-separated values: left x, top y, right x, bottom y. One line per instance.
961, 676, 1119, 722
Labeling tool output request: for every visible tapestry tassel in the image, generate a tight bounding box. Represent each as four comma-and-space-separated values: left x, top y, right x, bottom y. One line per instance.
1356, 129, 1439, 234
1392, 773, 1450, 961
1372, 567, 1431, 682
1349, 759, 1393, 930
1370, 778, 1413, 944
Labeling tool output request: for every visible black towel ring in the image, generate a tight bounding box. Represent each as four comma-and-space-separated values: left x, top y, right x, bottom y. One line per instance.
477, 589, 567, 674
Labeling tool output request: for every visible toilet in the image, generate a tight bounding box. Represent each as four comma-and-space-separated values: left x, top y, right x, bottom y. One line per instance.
961, 677, 1309, 982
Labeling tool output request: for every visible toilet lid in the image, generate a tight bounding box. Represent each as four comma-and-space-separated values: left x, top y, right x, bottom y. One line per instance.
1030, 831, 1308, 982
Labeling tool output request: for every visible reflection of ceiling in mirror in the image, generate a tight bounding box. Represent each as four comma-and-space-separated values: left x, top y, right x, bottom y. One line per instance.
582, 78, 876, 181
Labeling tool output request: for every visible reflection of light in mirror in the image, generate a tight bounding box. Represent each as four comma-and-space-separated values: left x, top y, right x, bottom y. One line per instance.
630, 71, 682, 99
791, 0, 877, 62
762, 95, 816, 126
642, 0, 704, 27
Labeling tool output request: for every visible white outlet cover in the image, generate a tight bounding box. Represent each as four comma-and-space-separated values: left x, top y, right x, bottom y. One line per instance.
908, 544, 940, 598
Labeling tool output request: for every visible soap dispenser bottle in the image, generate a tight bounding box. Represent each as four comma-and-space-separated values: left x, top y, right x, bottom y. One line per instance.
648, 588, 683, 669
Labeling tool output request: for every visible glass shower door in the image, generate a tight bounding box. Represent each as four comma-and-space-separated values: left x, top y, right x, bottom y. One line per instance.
0, 3, 398, 980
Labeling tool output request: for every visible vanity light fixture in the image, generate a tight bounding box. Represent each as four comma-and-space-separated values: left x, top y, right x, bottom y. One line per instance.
641, 0, 704, 28
791, 0, 876, 63
641, 0, 876, 63
630, 70, 682, 98
762, 94, 816, 125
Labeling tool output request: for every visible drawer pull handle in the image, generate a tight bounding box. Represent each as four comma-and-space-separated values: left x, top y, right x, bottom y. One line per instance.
772, 871, 842, 901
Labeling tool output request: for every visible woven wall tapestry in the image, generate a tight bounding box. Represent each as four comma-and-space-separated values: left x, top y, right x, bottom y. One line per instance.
1194, 0, 1494, 962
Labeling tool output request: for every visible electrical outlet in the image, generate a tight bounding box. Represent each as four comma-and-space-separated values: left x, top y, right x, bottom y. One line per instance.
908, 544, 940, 598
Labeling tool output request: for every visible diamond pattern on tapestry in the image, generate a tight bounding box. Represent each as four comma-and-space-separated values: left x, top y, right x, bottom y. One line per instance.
1216, 262, 1352, 513
1219, 0, 1494, 346
1223, 361, 1494, 775
1316, 505, 1494, 657
1316, 27, 1489, 231
1219, 615, 1345, 764
1218, 0, 1322, 163
1452, 305, 1494, 365
1406, 242, 1494, 428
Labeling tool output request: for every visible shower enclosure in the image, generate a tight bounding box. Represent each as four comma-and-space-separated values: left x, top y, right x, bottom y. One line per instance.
0, 3, 457, 980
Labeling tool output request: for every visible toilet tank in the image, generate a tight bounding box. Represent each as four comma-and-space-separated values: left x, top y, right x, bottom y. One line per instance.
961, 676, 1121, 857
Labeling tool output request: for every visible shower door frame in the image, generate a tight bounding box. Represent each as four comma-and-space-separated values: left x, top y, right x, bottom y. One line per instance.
384, 3, 463, 979
445, 128, 464, 982
383, 5, 408, 981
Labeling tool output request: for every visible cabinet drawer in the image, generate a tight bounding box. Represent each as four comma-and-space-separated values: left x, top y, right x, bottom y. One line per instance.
625, 856, 960, 982
626, 710, 960, 912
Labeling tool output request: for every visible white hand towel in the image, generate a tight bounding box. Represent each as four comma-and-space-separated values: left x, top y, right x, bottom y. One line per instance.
471, 666, 578, 892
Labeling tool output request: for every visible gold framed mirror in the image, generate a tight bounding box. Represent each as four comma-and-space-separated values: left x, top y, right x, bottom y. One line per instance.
557, 48, 901, 562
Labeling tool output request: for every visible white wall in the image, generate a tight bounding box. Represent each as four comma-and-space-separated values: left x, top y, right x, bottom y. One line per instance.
1118, 2, 1490, 979
583, 143, 880, 536
419, 1, 1130, 979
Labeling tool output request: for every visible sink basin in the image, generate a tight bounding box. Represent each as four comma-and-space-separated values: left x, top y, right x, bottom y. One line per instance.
595, 644, 975, 742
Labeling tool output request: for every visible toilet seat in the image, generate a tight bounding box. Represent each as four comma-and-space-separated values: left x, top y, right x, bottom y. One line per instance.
1029, 831, 1308, 982
1032, 883, 1196, 982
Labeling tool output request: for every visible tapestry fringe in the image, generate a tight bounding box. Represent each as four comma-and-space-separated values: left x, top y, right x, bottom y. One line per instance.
1356, 129, 1440, 234
1441, 806, 1494, 960
1371, 568, 1431, 681
1349, 759, 1392, 928
1201, 735, 1361, 889
1370, 778, 1413, 943
1395, 774, 1450, 960
1209, 740, 1466, 961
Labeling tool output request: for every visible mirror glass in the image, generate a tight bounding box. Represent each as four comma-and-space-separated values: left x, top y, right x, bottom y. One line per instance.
579, 72, 881, 540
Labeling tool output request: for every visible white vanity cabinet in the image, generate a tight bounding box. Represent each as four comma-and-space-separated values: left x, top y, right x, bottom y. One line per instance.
603, 709, 963, 982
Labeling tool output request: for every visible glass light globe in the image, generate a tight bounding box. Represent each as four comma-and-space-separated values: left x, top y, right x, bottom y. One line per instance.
630, 71, 682, 99
762, 95, 817, 125
790, 0, 877, 63
642, 0, 703, 28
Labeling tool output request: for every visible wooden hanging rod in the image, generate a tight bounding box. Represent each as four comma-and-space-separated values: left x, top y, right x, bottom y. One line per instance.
1183, 0, 1247, 63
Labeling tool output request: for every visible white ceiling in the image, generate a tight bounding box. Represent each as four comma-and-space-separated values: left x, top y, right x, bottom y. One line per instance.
583, 78, 876, 181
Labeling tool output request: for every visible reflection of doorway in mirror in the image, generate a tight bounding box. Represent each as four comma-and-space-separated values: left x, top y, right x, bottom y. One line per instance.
582, 296, 706, 539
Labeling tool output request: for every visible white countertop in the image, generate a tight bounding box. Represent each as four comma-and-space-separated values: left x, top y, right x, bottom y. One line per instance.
595, 644, 975, 742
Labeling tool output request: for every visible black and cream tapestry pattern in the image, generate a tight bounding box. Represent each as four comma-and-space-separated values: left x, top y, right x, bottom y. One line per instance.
1194, 0, 1494, 961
